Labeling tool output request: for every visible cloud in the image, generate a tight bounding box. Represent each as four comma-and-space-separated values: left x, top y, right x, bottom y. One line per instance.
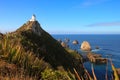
86, 21, 120, 27
81, 0, 110, 7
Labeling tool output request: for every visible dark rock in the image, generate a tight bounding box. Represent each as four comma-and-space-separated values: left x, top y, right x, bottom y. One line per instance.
57, 39, 62, 43
87, 53, 107, 64
72, 40, 79, 44
64, 38, 70, 43
61, 42, 68, 48
95, 46, 99, 49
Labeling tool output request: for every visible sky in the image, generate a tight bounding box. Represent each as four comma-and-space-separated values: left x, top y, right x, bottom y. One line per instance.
0, 0, 120, 34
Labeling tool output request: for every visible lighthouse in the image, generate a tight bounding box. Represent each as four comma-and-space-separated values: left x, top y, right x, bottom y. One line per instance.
30, 14, 36, 21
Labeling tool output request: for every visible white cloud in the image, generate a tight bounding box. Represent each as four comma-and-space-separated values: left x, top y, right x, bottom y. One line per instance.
86, 21, 120, 27
81, 0, 110, 7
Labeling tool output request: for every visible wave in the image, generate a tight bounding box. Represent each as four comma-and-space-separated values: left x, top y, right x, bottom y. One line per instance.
91, 49, 101, 52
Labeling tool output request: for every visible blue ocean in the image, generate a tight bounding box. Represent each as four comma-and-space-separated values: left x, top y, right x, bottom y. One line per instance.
52, 34, 120, 80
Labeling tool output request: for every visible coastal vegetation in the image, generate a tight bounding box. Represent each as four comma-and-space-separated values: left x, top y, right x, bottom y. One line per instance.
0, 34, 79, 80
0, 21, 86, 80
0, 19, 119, 80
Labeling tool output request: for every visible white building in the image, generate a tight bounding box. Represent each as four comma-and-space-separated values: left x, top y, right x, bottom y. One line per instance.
30, 14, 36, 21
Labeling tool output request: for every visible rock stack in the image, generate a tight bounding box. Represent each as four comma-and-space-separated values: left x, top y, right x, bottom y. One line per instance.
72, 40, 79, 45
61, 42, 68, 48
81, 41, 91, 51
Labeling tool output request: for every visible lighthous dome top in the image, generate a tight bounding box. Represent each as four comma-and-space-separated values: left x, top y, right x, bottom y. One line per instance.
30, 14, 36, 21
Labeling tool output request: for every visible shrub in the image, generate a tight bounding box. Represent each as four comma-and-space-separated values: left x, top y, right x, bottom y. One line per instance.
41, 68, 75, 80
0, 34, 49, 78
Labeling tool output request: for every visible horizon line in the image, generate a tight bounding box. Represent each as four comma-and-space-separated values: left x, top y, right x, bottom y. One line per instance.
50, 33, 120, 35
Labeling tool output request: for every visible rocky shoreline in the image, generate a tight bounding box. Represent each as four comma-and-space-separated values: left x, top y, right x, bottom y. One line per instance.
87, 52, 107, 64
57, 36, 120, 80
59, 39, 107, 64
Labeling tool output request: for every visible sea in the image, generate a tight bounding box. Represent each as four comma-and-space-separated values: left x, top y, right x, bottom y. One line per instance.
52, 34, 120, 80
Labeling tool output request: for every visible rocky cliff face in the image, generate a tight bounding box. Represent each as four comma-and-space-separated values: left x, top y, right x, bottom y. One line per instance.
81, 41, 91, 51
16, 21, 43, 36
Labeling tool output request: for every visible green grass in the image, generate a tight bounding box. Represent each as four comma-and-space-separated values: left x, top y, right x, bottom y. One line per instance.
65, 48, 83, 63
0, 34, 77, 80
41, 68, 75, 80
0, 35, 49, 79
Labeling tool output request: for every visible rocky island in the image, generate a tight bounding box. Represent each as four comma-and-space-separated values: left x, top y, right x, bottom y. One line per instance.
81, 41, 91, 51
72, 40, 79, 45
87, 52, 107, 64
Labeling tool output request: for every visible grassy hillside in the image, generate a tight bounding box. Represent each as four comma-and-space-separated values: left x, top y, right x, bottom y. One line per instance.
0, 21, 87, 80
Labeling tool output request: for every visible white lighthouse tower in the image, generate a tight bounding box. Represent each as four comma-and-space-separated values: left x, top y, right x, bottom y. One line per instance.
30, 14, 36, 21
